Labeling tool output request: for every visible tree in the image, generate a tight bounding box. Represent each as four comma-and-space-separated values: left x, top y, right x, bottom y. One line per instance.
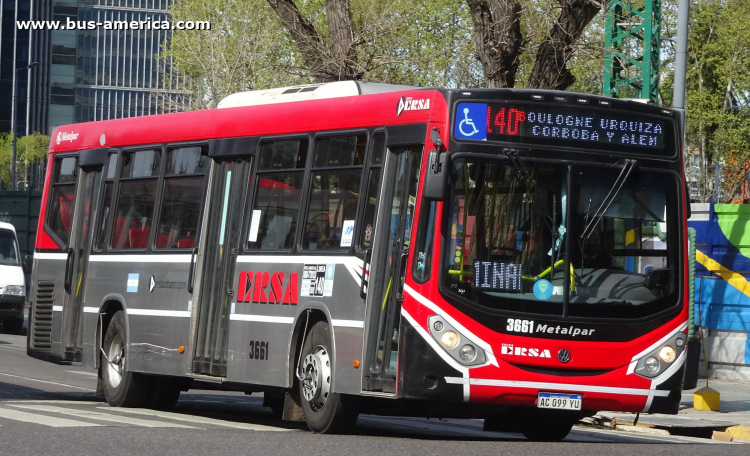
165, 0, 612, 102
465, 0, 603, 89
162, 0, 303, 110
0, 132, 50, 190
265, 0, 482, 86
668, 0, 750, 202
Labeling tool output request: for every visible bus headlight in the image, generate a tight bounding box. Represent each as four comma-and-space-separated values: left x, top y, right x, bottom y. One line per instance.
3, 285, 24, 297
633, 332, 687, 378
459, 344, 477, 362
440, 331, 459, 348
659, 346, 676, 363
428, 315, 487, 367
644, 356, 659, 374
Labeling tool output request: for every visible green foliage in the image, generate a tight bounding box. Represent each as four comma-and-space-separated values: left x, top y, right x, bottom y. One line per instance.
679, 0, 750, 201
163, 0, 304, 110
0, 132, 50, 190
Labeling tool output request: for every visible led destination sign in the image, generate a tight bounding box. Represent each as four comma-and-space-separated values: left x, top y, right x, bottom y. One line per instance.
454, 102, 669, 152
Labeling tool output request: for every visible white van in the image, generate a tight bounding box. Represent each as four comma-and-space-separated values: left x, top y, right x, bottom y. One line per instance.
0, 222, 31, 334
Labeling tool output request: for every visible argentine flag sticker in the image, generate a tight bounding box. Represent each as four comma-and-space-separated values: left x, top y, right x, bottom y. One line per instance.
127, 273, 140, 293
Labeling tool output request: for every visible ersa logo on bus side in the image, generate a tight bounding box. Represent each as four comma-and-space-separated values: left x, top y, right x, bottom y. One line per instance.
397, 97, 431, 116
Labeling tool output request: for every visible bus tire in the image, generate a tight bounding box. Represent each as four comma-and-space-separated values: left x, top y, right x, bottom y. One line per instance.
298, 321, 358, 434
521, 420, 574, 441
145, 376, 182, 410
101, 311, 150, 407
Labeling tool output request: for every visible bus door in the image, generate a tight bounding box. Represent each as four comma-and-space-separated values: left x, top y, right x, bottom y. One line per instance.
59, 165, 102, 362
363, 146, 420, 392
192, 159, 250, 377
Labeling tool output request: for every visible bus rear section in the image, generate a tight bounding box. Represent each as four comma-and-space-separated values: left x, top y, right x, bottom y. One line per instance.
393, 90, 688, 439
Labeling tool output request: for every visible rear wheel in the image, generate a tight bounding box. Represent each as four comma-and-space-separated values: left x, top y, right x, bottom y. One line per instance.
298, 321, 358, 433
101, 311, 150, 407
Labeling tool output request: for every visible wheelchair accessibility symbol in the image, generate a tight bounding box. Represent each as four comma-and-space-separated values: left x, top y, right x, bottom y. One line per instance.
454, 103, 487, 140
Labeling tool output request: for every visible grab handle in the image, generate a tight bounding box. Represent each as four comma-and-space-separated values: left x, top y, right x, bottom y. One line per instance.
187, 247, 198, 294
63, 247, 74, 293
360, 249, 372, 300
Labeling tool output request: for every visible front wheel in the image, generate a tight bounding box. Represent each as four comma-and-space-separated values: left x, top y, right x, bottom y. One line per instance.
101, 311, 150, 407
521, 420, 574, 441
298, 321, 358, 433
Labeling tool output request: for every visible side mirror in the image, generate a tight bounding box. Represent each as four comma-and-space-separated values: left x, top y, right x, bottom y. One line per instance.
423, 149, 450, 201
22, 255, 32, 274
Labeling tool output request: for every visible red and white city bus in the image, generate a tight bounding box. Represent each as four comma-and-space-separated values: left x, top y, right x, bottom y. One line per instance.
28, 82, 688, 439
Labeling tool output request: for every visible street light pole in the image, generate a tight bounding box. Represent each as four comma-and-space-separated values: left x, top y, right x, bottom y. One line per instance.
11, 62, 38, 191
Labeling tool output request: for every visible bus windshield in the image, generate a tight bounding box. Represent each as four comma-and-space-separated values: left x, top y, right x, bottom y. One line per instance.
442, 157, 680, 320
0, 229, 21, 266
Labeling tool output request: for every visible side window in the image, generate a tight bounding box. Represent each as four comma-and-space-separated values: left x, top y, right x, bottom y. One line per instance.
46, 156, 78, 248
111, 150, 160, 249
359, 132, 385, 249
155, 147, 208, 249
302, 135, 366, 251
412, 201, 437, 282
94, 153, 117, 251
247, 139, 308, 250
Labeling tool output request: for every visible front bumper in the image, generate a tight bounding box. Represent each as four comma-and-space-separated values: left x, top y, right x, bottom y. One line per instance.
0, 295, 25, 320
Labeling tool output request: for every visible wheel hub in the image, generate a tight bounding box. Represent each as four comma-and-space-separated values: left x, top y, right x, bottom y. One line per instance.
300, 345, 331, 411
106, 333, 125, 388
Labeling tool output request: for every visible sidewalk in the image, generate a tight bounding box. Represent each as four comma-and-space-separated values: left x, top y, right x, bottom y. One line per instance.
586, 378, 750, 441
679, 378, 750, 427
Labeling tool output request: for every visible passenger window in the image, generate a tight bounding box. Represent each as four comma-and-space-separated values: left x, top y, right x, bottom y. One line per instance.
313, 136, 366, 167
155, 147, 208, 249
258, 139, 308, 170
359, 132, 385, 249
111, 150, 160, 249
165, 146, 207, 175
46, 156, 78, 247
94, 153, 117, 251
248, 173, 305, 250
302, 134, 366, 251
121, 149, 160, 178
248, 139, 308, 251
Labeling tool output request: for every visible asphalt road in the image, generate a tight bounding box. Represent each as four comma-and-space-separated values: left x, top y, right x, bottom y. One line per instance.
0, 330, 745, 456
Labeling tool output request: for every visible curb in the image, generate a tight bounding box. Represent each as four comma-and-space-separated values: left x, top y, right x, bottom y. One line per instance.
726, 426, 750, 442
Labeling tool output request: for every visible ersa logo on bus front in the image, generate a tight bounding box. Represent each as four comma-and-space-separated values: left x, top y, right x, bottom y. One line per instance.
56, 131, 79, 145
396, 97, 430, 116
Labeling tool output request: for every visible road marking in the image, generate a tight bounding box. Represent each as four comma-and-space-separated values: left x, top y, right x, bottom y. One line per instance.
0, 345, 25, 351
66, 370, 98, 377
0, 407, 102, 427
100, 407, 294, 431
4, 400, 101, 405
0, 372, 95, 391
9, 404, 196, 428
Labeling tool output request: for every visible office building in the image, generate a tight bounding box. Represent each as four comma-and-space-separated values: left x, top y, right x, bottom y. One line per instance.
29, 0, 185, 135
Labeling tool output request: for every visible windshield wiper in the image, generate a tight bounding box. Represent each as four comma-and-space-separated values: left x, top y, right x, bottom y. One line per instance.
504, 148, 562, 274
503, 148, 553, 233
580, 159, 638, 240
